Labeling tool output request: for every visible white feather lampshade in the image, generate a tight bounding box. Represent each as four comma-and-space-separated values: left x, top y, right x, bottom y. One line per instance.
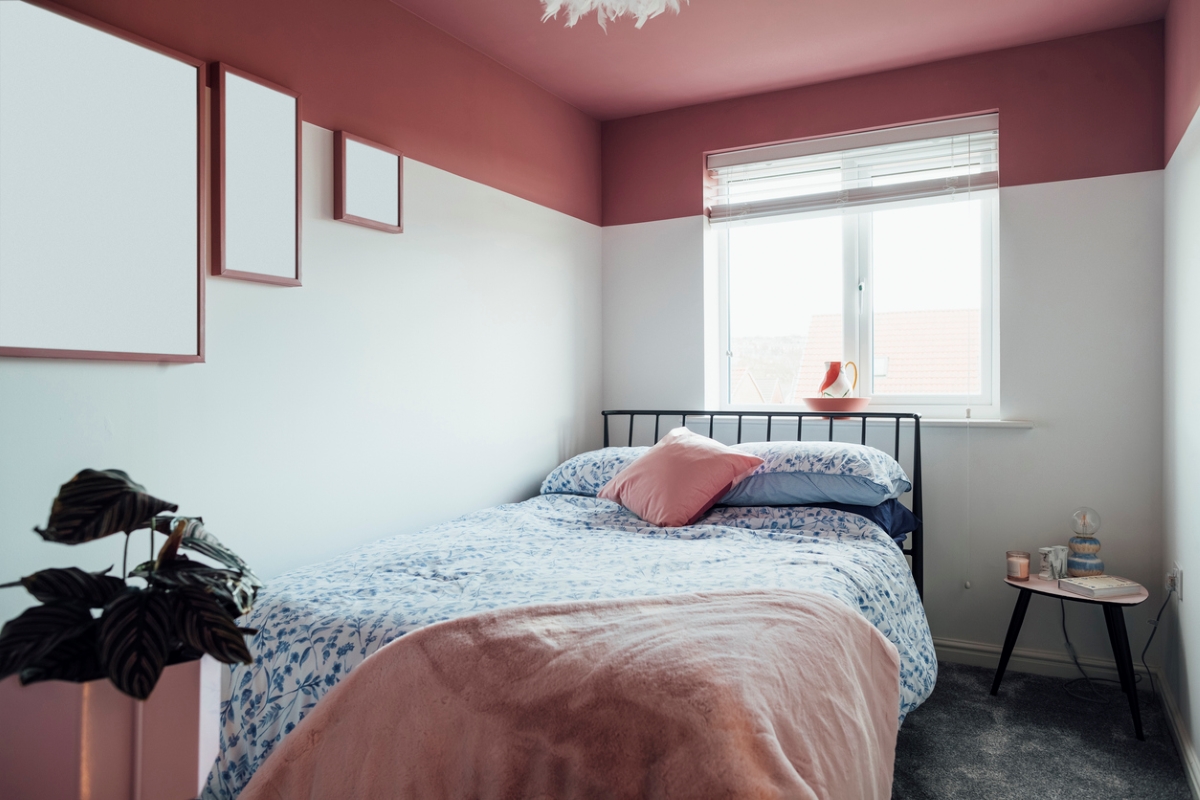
542, 0, 686, 28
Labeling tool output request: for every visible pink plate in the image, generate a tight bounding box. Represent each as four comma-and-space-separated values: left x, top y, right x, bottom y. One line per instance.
802, 397, 871, 413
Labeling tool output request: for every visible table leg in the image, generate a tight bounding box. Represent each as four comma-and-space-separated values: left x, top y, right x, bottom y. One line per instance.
991, 589, 1031, 695
1101, 607, 1128, 695
1104, 605, 1144, 741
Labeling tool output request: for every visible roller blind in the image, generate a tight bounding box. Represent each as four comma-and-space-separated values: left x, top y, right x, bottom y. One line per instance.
707, 114, 998, 225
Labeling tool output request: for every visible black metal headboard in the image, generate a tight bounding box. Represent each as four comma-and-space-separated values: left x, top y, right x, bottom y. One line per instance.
602, 409, 924, 599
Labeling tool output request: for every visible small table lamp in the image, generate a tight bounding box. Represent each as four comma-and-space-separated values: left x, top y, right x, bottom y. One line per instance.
1067, 506, 1104, 577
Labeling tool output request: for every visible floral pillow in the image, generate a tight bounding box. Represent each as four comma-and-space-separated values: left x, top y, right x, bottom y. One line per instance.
540, 447, 648, 497
721, 440, 911, 507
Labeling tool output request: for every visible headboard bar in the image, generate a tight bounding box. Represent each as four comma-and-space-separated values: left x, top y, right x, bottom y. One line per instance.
601, 409, 924, 600
911, 417, 924, 596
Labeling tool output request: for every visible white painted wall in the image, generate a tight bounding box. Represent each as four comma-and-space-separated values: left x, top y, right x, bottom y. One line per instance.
602, 216, 707, 410
1165, 106, 1200, 761
601, 171, 1166, 667
0, 123, 602, 625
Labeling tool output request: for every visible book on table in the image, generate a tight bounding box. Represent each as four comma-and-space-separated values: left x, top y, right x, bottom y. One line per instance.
1057, 576, 1142, 598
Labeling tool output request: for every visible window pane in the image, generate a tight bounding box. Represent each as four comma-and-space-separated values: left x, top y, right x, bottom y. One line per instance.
727, 217, 842, 404
871, 200, 982, 395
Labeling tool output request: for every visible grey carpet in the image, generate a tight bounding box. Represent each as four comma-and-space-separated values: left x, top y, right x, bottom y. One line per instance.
892, 662, 1192, 800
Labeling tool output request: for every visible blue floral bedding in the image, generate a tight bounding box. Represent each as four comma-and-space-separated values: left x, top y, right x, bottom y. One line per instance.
201, 495, 936, 800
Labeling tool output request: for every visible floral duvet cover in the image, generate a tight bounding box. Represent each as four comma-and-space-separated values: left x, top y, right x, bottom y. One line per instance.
202, 494, 935, 799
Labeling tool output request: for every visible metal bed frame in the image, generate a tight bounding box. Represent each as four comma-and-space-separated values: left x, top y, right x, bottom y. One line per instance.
602, 409, 924, 599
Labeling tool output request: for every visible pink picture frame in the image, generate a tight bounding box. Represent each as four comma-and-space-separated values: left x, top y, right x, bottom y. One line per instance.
0, 0, 207, 364
210, 62, 303, 286
334, 131, 404, 234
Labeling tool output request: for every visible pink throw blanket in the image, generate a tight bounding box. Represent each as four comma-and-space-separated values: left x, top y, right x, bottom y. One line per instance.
239, 590, 900, 800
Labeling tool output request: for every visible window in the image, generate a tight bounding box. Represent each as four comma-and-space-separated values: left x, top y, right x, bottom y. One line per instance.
708, 115, 999, 416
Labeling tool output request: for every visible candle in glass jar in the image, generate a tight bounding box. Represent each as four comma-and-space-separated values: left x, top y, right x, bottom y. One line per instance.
1006, 550, 1030, 581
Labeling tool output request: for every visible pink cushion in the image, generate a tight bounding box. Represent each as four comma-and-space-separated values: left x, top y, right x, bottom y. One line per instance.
598, 428, 764, 527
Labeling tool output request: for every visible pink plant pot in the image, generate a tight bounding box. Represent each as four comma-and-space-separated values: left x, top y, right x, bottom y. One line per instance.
0, 656, 221, 800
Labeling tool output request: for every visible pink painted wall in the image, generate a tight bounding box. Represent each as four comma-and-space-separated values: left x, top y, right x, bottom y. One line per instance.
1167, 0, 1200, 157
29, 1, 1174, 228
49, 0, 602, 225
601, 24, 1165, 226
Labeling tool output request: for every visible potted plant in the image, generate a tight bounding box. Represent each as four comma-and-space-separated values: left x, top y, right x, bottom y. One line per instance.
0, 470, 261, 800
0, 469, 261, 800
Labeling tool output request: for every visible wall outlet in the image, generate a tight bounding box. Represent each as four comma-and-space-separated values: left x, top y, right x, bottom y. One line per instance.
1168, 564, 1183, 601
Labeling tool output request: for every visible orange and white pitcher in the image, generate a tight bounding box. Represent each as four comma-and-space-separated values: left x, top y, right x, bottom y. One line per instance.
818, 361, 858, 398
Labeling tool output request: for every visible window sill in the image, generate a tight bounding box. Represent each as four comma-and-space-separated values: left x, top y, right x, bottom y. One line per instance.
920, 418, 1033, 429
713, 405, 1032, 428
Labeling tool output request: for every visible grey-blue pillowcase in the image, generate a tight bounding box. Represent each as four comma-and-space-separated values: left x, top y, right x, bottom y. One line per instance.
722, 471, 900, 506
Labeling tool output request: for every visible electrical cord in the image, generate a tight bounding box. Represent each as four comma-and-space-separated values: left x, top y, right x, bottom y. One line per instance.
1141, 589, 1174, 698
1060, 598, 1129, 703
1059, 589, 1174, 703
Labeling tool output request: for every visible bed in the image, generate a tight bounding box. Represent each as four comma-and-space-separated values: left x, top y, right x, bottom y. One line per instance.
202, 410, 935, 800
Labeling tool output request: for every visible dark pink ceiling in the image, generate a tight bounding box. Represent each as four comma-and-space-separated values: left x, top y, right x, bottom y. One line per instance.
389, 0, 1166, 120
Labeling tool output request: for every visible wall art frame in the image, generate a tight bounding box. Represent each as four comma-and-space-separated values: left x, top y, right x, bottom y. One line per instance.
210, 61, 302, 286
334, 131, 403, 233
0, 0, 207, 363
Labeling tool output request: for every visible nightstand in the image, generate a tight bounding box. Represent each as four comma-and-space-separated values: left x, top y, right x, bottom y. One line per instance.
990, 576, 1150, 740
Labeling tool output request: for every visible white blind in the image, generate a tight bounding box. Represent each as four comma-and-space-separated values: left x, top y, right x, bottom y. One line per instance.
707, 114, 998, 224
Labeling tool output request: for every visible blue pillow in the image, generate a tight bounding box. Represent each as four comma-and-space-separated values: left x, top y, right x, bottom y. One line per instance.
805, 499, 920, 544
721, 440, 911, 507
540, 447, 648, 496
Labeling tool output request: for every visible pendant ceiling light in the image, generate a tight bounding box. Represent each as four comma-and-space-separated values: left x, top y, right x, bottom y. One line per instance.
541, 0, 686, 29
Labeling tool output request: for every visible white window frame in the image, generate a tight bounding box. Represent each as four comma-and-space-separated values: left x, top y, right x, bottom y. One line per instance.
715, 191, 1000, 418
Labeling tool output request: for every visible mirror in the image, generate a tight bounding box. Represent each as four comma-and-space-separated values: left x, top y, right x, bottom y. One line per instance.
0, 0, 205, 362
334, 131, 403, 233
212, 62, 301, 285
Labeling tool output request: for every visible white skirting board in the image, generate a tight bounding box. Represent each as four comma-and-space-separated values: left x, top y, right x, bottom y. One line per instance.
933, 635, 1151, 684
935, 637, 1200, 799
1160, 675, 1200, 800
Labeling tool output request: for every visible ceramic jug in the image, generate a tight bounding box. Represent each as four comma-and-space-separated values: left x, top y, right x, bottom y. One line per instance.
819, 361, 858, 398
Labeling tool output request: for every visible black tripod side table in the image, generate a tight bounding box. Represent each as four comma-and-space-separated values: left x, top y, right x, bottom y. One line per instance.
991, 576, 1150, 741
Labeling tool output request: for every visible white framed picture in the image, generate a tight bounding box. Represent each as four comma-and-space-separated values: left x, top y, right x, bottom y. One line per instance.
334, 131, 403, 233
0, 0, 206, 362
211, 62, 302, 286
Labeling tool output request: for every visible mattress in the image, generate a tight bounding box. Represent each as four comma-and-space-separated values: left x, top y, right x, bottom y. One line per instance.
201, 494, 936, 799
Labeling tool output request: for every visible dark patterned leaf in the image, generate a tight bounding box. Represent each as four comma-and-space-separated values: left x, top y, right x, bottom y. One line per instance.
131, 559, 257, 618
149, 518, 260, 616
36, 470, 178, 545
0, 603, 93, 679
165, 643, 206, 666
172, 587, 252, 664
98, 588, 173, 699
169, 518, 261, 584
19, 622, 104, 685
15, 567, 125, 607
